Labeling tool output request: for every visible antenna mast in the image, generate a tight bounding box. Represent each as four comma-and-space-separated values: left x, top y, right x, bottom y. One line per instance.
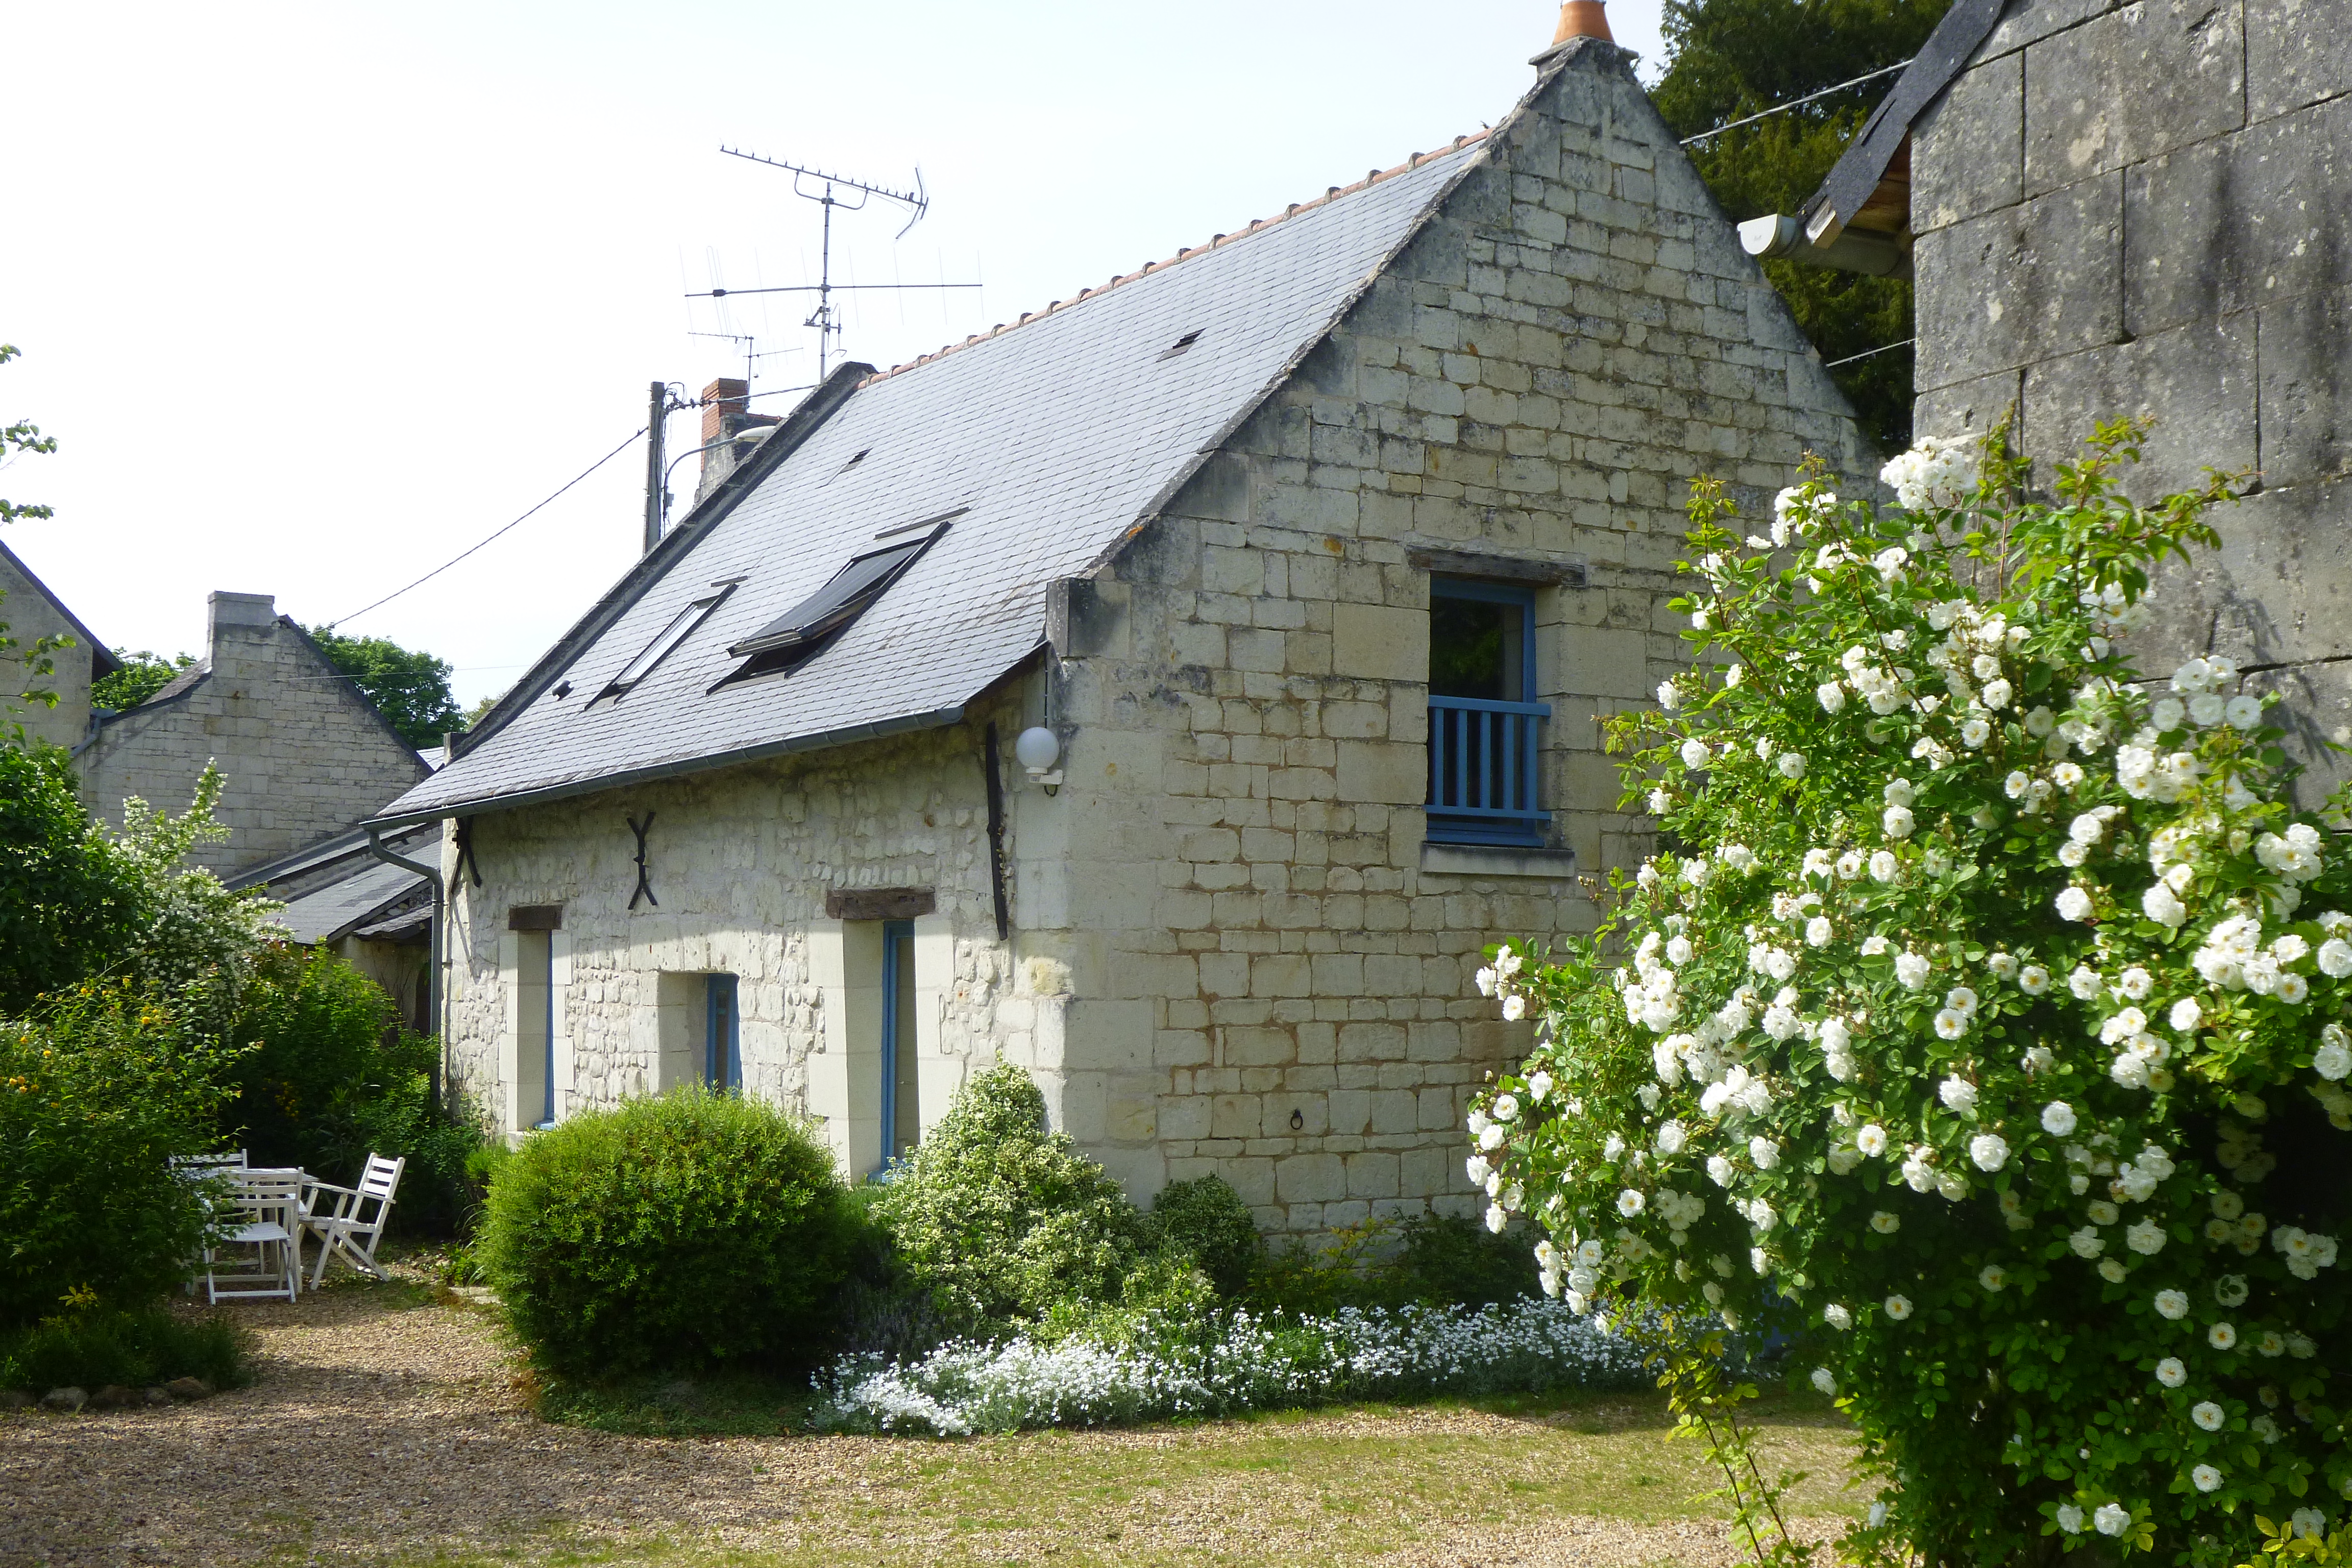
694, 149, 978, 379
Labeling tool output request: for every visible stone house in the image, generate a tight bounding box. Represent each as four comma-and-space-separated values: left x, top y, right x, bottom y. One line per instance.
78, 591, 431, 877
1746, 0, 2350, 799
369, 12, 1874, 1232
0, 537, 121, 752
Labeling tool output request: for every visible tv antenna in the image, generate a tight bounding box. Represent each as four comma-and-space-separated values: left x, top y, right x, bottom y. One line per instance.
687, 329, 802, 390
689, 148, 982, 378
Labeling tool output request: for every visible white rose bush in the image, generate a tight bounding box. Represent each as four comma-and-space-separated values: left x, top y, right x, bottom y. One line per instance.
1469, 421, 2352, 1566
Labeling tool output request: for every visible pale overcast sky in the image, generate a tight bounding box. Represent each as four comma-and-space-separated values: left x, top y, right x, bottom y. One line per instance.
5, 1, 1670, 709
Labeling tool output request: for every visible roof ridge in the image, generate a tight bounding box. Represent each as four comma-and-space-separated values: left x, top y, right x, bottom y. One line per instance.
861, 129, 1494, 387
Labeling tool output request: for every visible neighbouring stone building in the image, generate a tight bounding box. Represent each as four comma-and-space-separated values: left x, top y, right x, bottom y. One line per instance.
78, 591, 431, 877
0, 537, 120, 752
370, 11, 1875, 1233
1750, 0, 2351, 799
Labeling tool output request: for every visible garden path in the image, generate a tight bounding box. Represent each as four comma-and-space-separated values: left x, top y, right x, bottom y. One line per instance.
0, 1283, 1860, 1566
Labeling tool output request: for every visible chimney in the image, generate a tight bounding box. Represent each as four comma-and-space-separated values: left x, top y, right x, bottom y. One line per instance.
693, 377, 785, 504
1551, 0, 1612, 44
206, 591, 276, 676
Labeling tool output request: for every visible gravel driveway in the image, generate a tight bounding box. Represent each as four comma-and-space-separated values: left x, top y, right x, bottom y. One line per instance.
1, 1283, 1850, 1567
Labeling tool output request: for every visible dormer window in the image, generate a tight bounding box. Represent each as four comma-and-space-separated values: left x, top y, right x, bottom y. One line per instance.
716, 523, 951, 688
595, 587, 731, 704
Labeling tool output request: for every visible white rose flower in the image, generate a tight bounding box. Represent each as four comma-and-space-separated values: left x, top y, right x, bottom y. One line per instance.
1502, 993, 1528, 1020
2210, 1321, 2238, 1350
2320, 938, 2352, 978
1810, 1367, 1837, 1395
2152, 696, 2187, 731
2057, 1504, 2085, 1534
2069, 1227, 2105, 1258
1680, 739, 1711, 771
1870, 1209, 1900, 1233
2192, 1401, 2226, 1431
1870, 849, 1901, 883
1883, 1293, 1913, 1320
2154, 1288, 2190, 1320
1804, 915, 1834, 947
2143, 881, 2188, 928
1778, 751, 1807, 779
1882, 804, 1915, 839
1656, 680, 1681, 711
2040, 1101, 2077, 1136
2019, 965, 2050, 995
2094, 1504, 2130, 1537
1823, 1303, 1853, 1331
1617, 1189, 1646, 1218
2170, 997, 2203, 1031
1491, 1094, 1520, 1123
2316, 1037, 2352, 1081
1707, 1155, 1734, 1187
1970, 1133, 2010, 1171
2156, 1356, 2188, 1388
1748, 1136, 1781, 1170
1982, 678, 2014, 709
1486, 1203, 1508, 1233
1465, 1155, 1491, 1186
2057, 886, 2095, 921
2126, 1218, 2167, 1255
1817, 681, 1847, 714
1979, 1263, 2007, 1291
1895, 952, 1932, 989
2193, 1463, 2224, 1493
1939, 1075, 1979, 1113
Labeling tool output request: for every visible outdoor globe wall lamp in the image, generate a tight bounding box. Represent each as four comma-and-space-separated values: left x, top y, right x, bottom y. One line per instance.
1014, 726, 1064, 795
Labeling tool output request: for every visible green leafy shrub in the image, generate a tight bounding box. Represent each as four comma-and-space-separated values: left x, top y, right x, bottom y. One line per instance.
0, 746, 143, 1011
232, 947, 482, 1234
0, 983, 240, 1327
1474, 423, 2352, 1563
870, 1063, 1146, 1326
0, 1303, 248, 1392
1253, 1212, 1539, 1315
1147, 1175, 1261, 1297
480, 1088, 853, 1378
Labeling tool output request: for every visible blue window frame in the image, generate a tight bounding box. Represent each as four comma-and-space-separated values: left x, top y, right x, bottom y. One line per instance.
877, 920, 918, 1171
705, 973, 741, 1091
1426, 578, 1550, 847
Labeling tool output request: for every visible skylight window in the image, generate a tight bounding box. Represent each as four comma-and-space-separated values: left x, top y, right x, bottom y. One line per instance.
595, 588, 731, 704
716, 522, 951, 688
1159, 330, 1204, 360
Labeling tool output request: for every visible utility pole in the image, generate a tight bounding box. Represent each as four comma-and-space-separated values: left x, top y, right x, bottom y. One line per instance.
642, 379, 666, 554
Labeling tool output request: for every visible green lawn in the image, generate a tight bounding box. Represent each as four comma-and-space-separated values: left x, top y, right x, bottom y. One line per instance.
387, 1389, 1863, 1568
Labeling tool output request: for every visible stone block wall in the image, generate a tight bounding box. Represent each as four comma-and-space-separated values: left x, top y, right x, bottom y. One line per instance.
1023, 40, 1873, 1234
1910, 0, 2352, 799
442, 698, 1039, 1178
74, 593, 429, 875
0, 544, 104, 753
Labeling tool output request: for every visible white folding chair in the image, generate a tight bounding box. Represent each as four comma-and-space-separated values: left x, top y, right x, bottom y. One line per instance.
205, 1168, 305, 1303
302, 1154, 405, 1287
170, 1152, 249, 1293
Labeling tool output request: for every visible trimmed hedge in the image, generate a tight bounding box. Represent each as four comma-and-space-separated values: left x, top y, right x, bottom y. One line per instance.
480, 1088, 853, 1378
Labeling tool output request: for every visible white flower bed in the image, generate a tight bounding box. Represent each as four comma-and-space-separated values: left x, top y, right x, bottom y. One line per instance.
809, 1298, 1651, 1436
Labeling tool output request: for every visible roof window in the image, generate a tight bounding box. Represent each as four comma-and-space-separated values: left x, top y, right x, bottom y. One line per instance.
595, 587, 732, 704
716, 522, 951, 688
1159, 330, 1204, 360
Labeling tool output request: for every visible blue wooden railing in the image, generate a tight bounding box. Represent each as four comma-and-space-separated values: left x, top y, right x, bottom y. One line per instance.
1427, 696, 1551, 846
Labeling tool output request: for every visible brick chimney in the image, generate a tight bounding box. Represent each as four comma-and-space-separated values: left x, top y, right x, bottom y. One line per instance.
1552, 0, 1612, 43
694, 378, 783, 504
206, 591, 278, 682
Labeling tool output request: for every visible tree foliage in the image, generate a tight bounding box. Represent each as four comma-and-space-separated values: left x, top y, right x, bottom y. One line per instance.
1472, 424, 2352, 1564
302, 626, 460, 751
0, 344, 55, 527
0, 746, 145, 1011
1653, 0, 1955, 452
91, 649, 196, 712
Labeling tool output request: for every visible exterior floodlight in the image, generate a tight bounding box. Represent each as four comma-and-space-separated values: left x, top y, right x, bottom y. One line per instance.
1014, 726, 1064, 794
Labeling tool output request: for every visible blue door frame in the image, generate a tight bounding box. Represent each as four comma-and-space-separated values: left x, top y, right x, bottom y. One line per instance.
705, 973, 741, 1091
877, 920, 914, 1173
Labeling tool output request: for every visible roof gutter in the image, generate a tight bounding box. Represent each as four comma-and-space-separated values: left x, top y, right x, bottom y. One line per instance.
363, 699, 981, 832
1739, 213, 1913, 278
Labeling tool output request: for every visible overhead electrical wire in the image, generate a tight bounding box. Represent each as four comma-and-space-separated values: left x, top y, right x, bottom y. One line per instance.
330, 428, 646, 627
1678, 59, 1915, 147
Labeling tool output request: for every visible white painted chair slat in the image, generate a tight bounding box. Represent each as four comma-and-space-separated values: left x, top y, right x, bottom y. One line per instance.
302, 1153, 404, 1287
205, 1168, 305, 1303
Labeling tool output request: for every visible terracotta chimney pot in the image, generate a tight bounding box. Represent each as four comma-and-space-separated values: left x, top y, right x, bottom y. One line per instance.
1553, 0, 1613, 43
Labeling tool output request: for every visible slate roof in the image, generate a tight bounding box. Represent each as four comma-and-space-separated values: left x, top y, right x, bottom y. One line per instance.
1800, 0, 2005, 244
271, 857, 430, 944
372, 133, 1493, 826
233, 821, 440, 945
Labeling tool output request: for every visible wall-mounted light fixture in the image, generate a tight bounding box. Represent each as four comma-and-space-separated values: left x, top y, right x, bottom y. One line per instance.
1014, 726, 1064, 795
